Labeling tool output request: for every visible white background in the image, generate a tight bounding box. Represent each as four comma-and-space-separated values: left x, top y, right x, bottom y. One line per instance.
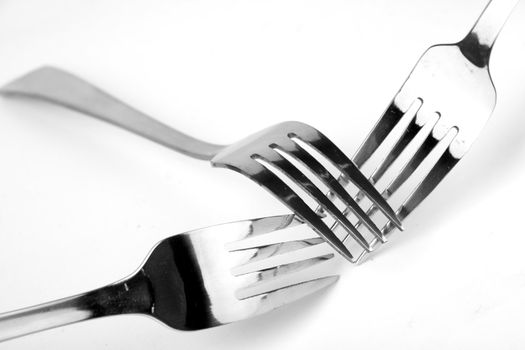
1, 0, 525, 348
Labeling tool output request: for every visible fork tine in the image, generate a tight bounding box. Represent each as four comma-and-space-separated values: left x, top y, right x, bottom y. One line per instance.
369, 117, 423, 185
237, 214, 303, 240
230, 237, 324, 256
354, 129, 459, 256
259, 151, 372, 252
383, 146, 460, 236
230, 238, 326, 273
352, 101, 407, 168
237, 275, 339, 301
296, 134, 403, 229
354, 128, 441, 224
383, 128, 441, 198
248, 255, 334, 280
233, 160, 355, 261
233, 248, 334, 277
275, 141, 384, 241
353, 116, 425, 205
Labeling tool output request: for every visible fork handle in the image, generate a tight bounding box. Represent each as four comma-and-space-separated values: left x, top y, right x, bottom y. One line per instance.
459, 0, 519, 66
1, 66, 226, 161
0, 272, 152, 342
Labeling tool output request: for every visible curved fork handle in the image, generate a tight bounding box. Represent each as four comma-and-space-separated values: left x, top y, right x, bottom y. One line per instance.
0, 273, 152, 343
459, 0, 519, 67
0, 66, 225, 161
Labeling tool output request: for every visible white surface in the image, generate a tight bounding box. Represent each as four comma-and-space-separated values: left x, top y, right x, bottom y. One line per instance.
1, 0, 525, 348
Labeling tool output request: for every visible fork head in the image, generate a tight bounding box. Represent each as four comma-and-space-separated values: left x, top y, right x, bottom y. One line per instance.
394, 43, 496, 159
345, 0, 520, 260
348, 38, 500, 256
210, 121, 402, 263
356, 42, 496, 170
141, 214, 338, 330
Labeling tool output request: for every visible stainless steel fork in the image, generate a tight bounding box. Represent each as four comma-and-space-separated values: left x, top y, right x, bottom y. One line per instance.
0, 67, 401, 262
2, 0, 515, 263
343, 0, 519, 261
0, 214, 338, 342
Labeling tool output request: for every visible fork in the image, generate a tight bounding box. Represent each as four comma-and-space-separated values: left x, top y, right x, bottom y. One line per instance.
0, 214, 338, 342
338, 0, 519, 261
0, 67, 401, 262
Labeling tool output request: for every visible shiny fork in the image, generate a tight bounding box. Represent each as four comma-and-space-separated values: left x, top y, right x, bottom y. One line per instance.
341, 0, 519, 260
0, 67, 401, 262
0, 214, 338, 343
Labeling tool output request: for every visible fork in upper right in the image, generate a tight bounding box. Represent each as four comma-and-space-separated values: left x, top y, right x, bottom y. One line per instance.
345, 0, 519, 258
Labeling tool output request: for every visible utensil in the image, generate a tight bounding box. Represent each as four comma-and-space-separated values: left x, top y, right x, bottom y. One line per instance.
0, 67, 401, 262
0, 214, 338, 342
344, 0, 519, 261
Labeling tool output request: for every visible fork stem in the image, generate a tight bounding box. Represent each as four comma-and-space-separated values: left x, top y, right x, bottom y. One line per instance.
1, 67, 226, 161
458, 0, 519, 67
0, 271, 153, 342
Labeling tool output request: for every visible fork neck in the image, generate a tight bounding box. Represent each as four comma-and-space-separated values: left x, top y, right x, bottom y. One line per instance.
458, 0, 519, 67
0, 272, 153, 342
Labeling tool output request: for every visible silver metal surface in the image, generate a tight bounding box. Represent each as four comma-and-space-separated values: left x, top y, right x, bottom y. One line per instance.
0, 67, 401, 262
0, 214, 338, 342
347, 0, 518, 262
1, 0, 515, 264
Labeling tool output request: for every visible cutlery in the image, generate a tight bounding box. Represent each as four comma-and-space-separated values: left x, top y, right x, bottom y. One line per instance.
0, 214, 337, 342
5, 0, 513, 262
0, 68, 401, 262
343, 0, 519, 261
